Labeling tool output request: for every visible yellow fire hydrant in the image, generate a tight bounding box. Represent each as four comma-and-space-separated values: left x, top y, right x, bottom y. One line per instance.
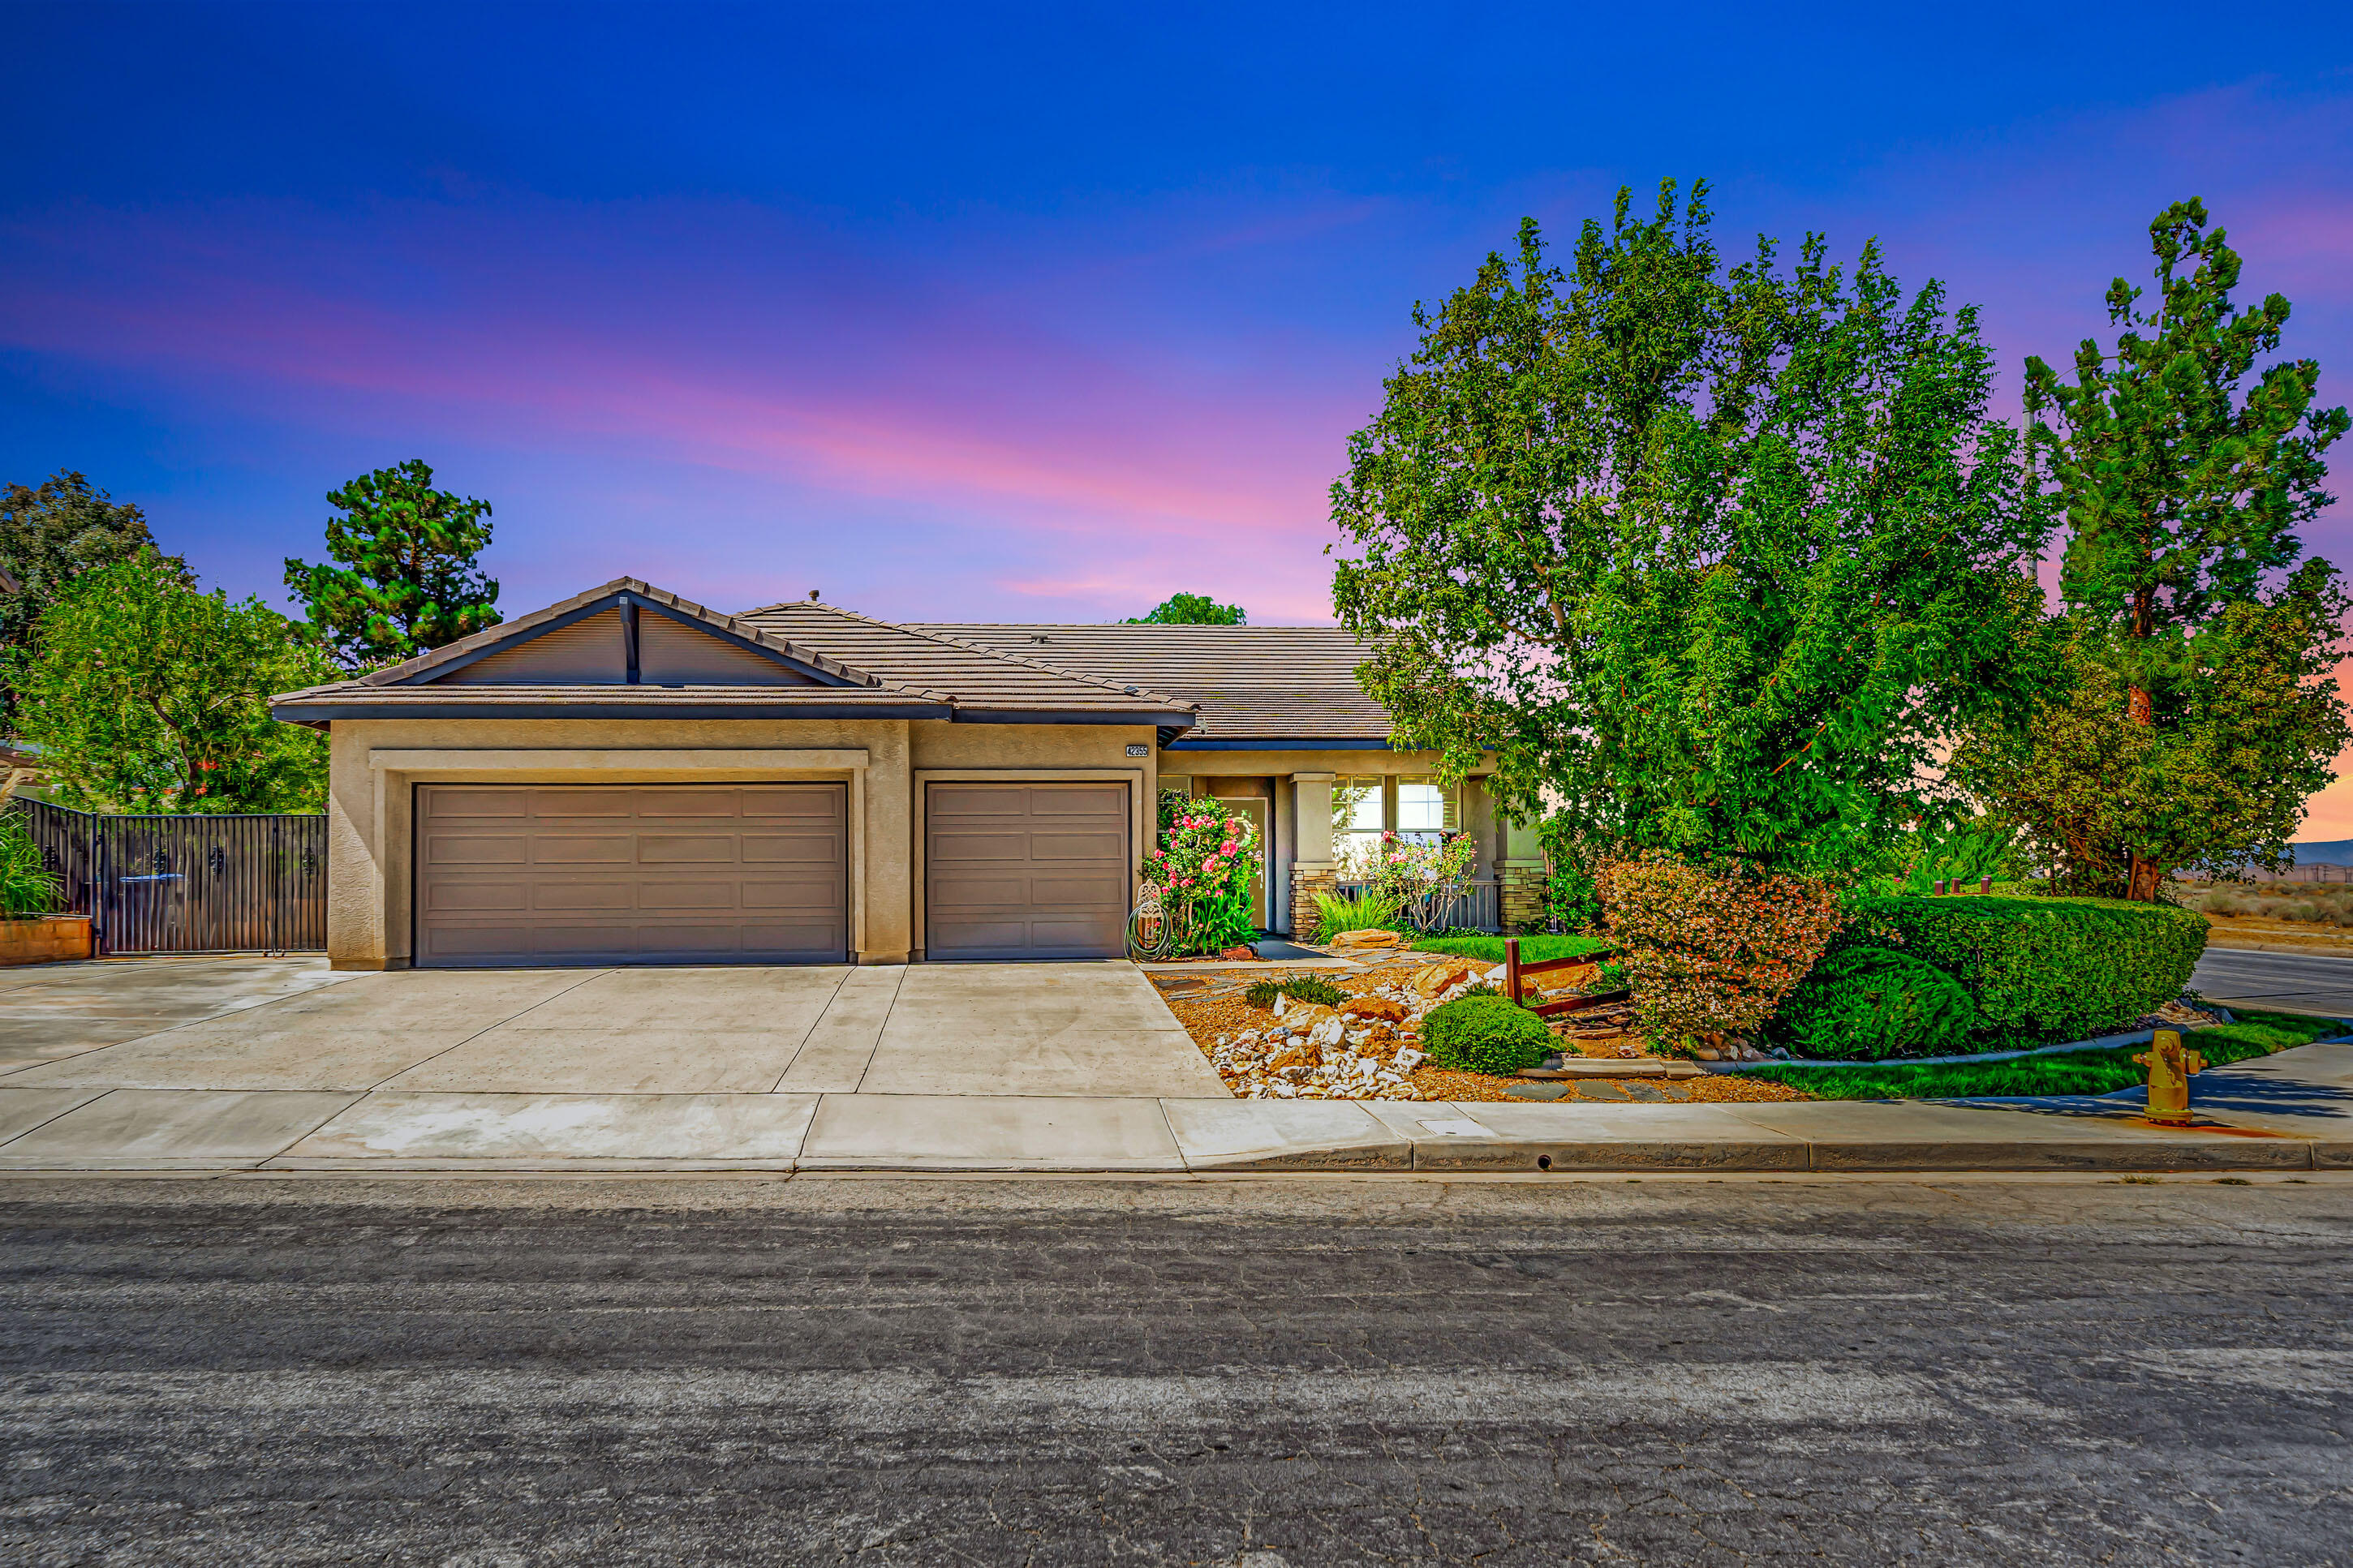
2133, 1029, 2207, 1126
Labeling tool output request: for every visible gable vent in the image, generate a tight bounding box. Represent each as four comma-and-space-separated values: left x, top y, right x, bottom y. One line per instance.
437, 609, 627, 684
638, 613, 814, 686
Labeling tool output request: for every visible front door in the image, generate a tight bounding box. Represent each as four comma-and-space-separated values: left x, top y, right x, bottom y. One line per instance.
1212, 796, 1270, 932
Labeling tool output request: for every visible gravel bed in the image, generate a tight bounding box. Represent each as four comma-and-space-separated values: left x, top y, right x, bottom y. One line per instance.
1149, 960, 1808, 1103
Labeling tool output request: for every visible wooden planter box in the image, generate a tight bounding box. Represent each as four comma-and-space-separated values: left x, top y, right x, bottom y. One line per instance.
0, 914, 95, 966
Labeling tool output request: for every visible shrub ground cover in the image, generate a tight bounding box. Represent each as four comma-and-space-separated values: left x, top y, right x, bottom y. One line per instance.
1731, 1010, 2341, 1101
1844, 893, 2207, 1050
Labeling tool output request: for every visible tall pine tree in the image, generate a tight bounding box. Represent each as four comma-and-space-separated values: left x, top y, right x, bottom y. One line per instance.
285, 460, 501, 668
2020, 199, 2349, 898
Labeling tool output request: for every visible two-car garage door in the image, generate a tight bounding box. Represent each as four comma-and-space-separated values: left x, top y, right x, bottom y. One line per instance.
415, 784, 848, 967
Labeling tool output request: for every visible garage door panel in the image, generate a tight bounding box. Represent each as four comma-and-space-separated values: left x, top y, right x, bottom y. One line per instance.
1030, 915, 1125, 947
528, 790, 637, 819
639, 791, 742, 819
428, 790, 531, 820
928, 786, 1034, 818
1028, 873, 1125, 904
530, 835, 634, 864
428, 834, 528, 866
1029, 793, 1125, 822
634, 880, 743, 912
740, 833, 841, 864
929, 829, 1035, 861
528, 882, 634, 912
423, 924, 535, 957
417, 784, 846, 967
428, 883, 531, 913
1027, 831, 1129, 861
925, 783, 1129, 960
742, 792, 839, 820
740, 878, 844, 911
635, 834, 740, 864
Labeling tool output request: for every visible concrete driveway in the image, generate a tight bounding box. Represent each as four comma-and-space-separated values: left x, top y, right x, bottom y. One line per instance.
0, 956, 1222, 1099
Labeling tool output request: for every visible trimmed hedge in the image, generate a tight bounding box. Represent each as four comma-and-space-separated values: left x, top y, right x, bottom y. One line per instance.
1842, 894, 2208, 1050
1771, 947, 1976, 1060
1422, 994, 1554, 1076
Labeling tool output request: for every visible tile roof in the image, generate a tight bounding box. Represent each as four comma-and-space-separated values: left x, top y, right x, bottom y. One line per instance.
355, 578, 901, 692
915, 624, 1392, 744
270, 577, 1393, 743
738, 602, 1194, 718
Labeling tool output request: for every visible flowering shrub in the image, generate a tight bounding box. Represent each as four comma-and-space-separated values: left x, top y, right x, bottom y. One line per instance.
1594, 853, 1844, 1042
1142, 799, 1262, 956
1349, 831, 1477, 908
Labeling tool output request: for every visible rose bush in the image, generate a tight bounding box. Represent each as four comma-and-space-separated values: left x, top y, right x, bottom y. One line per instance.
1346, 831, 1478, 923
1142, 799, 1263, 956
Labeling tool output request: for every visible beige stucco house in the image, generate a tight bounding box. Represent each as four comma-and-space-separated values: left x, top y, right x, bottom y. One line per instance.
271, 578, 1543, 969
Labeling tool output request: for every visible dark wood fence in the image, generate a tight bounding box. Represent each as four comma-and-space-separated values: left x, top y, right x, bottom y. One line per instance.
7, 797, 327, 956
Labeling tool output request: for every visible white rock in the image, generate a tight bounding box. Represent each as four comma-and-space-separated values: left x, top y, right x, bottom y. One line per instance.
1392, 1046, 1426, 1072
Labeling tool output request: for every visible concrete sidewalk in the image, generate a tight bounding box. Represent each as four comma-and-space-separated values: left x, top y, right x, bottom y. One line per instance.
2, 1042, 2346, 1175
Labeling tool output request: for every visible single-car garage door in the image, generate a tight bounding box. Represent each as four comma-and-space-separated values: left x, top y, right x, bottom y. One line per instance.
415, 784, 848, 967
924, 782, 1130, 960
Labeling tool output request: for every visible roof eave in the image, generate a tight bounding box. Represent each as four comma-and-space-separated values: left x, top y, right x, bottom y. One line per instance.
269, 698, 956, 723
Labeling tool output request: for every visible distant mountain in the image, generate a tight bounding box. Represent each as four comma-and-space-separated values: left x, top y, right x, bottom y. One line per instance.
2291, 840, 2353, 867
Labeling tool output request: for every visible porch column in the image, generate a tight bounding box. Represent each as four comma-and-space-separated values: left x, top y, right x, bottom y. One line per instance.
1288, 771, 1336, 939
1498, 811, 1547, 932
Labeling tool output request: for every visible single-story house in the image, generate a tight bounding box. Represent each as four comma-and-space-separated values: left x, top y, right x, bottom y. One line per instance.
271, 578, 1545, 969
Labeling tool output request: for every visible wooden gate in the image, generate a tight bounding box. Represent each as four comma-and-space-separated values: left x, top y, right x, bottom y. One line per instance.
9, 797, 327, 955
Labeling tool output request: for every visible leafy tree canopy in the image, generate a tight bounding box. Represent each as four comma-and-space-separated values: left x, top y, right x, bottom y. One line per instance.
6, 550, 340, 814
285, 460, 500, 667
1331, 182, 2052, 879
0, 471, 191, 730
1988, 199, 2351, 898
1125, 592, 1245, 625
1956, 606, 2347, 894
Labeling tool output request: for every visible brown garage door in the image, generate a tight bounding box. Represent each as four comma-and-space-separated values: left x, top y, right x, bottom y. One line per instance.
925, 783, 1130, 960
415, 784, 848, 967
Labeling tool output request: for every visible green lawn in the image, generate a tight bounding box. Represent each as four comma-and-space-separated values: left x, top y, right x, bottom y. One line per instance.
1732, 1010, 2344, 1101
1410, 932, 1614, 964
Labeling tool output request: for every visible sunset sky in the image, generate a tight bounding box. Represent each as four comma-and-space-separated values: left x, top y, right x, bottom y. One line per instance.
6, 3, 2352, 826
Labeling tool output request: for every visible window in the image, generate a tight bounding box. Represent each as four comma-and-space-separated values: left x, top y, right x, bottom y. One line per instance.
1334, 776, 1383, 872
1396, 778, 1449, 841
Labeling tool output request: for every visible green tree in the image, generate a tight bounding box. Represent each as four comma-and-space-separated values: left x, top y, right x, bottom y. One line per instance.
2016, 199, 2349, 899
1955, 608, 2347, 894
1125, 592, 1245, 625
285, 460, 500, 667
1331, 183, 2052, 879
6, 551, 341, 813
0, 471, 191, 730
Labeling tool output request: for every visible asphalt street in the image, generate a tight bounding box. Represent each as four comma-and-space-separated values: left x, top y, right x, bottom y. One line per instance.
2193, 945, 2353, 1019
3, 1175, 2350, 1566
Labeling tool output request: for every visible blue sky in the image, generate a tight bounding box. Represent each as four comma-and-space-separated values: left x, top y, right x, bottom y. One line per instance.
6, 2, 2352, 808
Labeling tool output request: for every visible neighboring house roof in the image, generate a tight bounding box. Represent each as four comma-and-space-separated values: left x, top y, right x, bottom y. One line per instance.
916, 624, 1392, 748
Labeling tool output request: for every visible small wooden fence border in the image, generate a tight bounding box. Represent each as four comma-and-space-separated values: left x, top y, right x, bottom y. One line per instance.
1502, 935, 1631, 1017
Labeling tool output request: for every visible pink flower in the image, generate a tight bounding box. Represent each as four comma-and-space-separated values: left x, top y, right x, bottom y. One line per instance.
1147, 848, 1164, 859
1220, 840, 1238, 855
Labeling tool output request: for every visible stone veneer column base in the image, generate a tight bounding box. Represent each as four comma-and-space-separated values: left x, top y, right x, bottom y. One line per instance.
1497, 859, 1548, 932
1289, 861, 1338, 940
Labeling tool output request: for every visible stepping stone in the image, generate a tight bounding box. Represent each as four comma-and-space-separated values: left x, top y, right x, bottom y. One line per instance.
1506, 1081, 1571, 1101
1576, 1081, 1632, 1101
1620, 1083, 1674, 1102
